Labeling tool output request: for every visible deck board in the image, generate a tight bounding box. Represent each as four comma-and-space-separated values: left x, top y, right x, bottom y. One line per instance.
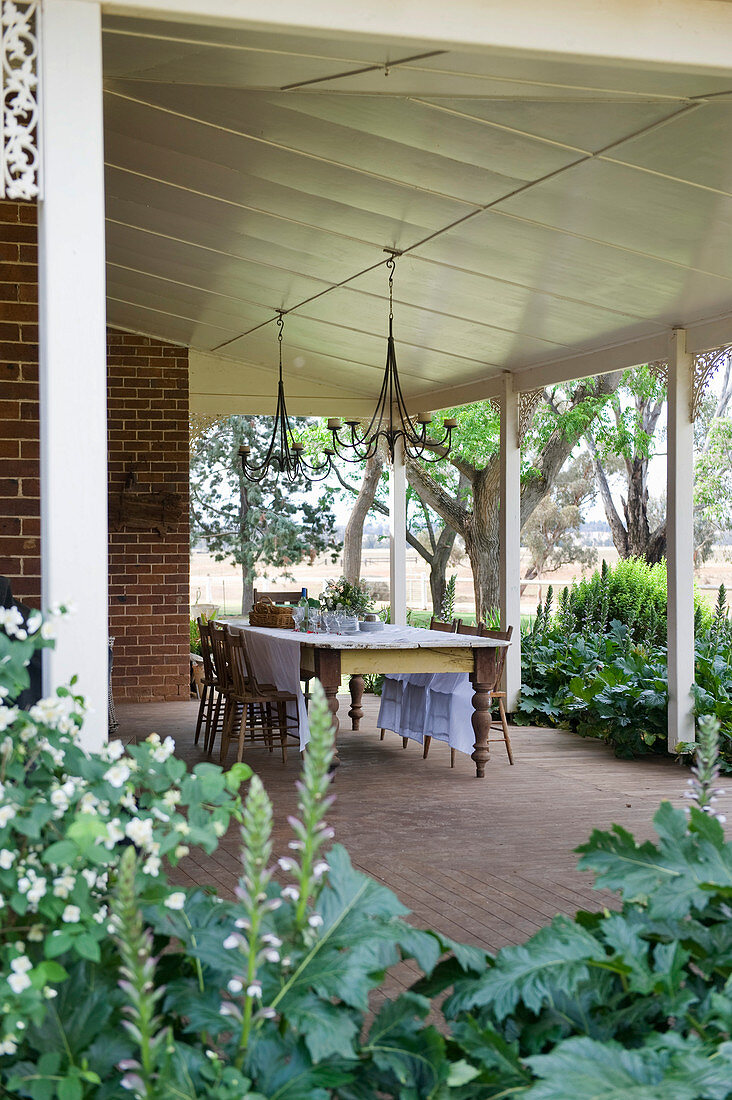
115, 694, 728, 952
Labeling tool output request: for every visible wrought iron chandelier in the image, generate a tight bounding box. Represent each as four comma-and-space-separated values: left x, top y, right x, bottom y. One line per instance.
326, 251, 457, 464
238, 312, 334, 484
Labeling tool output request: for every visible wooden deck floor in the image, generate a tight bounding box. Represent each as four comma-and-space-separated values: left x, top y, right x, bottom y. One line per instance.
116, 694, 720, 982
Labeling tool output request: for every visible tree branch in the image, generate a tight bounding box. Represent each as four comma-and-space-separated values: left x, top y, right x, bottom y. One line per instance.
405, 457, 469, 537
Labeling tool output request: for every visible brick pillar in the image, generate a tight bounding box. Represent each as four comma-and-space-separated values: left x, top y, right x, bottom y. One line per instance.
107, 330, 190, 702
0, 200, 40, 606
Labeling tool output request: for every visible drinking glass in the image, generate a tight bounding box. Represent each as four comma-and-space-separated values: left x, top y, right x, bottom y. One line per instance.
307, 608, 322, 633
292, 606, 305, 631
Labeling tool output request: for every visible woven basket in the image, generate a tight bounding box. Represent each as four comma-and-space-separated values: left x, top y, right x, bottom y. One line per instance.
249, 596, 295, 630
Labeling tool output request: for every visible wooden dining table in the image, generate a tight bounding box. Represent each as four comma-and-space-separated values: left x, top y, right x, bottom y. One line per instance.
227, 622, 509, 778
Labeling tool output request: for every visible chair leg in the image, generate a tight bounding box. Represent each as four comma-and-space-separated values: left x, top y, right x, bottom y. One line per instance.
237, 704, 249, 764
277, 700, 288, 764
380, 729, 385, 740
450, 748, 456, 768
499, 698, 514, 764
206, 689, 222, 756
194, 683, 208, 745
219, 697, 234, 764
402, 737, 409, 749
423, 736, 431, 759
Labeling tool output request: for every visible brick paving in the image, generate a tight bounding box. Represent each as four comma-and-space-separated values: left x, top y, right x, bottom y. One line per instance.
116, 693, 722, 967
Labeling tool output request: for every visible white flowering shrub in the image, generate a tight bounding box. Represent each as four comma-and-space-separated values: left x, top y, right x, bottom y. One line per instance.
6, 617, 732, 1099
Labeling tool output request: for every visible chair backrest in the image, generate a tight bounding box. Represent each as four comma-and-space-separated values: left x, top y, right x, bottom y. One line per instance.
429, 617, 458, 633
226, 628, 254, 697
253, 588, 305, 606
198, 617, 216, 681
209, 622, 233, 692
456, 620, 481, 637
481, 626, 513, 691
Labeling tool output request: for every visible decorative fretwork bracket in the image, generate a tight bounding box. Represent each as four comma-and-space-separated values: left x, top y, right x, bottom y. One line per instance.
1, 0, 40, 201
649, 346, 732, 420
490, 387, 545, 444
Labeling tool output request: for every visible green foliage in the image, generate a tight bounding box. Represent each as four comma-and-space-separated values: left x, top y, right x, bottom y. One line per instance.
189, 618, 201, 655
518, 568, 732, 765
7, 617, 732, 1097
320, 577, 373, 614
440, 575, 457, 622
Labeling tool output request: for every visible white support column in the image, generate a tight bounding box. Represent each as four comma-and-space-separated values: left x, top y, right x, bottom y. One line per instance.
38, 0, 108, 750
389, 438, 407, 626
499, 374, 521, 708
667, 328, 695, 751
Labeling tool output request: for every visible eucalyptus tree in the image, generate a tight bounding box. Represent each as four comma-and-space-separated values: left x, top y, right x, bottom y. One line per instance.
190, 416, 340, 613
406, 377, 621, 617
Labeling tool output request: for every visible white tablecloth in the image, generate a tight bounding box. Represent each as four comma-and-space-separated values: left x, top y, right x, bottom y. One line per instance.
378, 672, 476, 756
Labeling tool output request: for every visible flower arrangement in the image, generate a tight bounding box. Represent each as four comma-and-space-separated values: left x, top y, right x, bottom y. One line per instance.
320, 576, 372, 614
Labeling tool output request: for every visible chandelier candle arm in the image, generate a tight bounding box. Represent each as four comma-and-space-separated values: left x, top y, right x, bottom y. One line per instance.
327, 253, 456, 466
239, 312, 334, 485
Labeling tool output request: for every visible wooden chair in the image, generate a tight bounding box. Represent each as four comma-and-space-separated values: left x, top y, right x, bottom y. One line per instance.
482, 626, 515, 765
219, 627, 300, 765
206, 621, 235, 757
252, 588, 305, 605
194, 618, 224, 753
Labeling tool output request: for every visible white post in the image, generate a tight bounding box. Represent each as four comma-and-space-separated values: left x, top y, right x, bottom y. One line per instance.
38, 1, 108, 751
667, 327, 695, 750
500, 373, 522, 708
389, 438, 407, 625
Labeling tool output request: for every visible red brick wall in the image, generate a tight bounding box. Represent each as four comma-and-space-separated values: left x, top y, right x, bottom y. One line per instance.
0, 200, 40, 606
107, 330, 190, 702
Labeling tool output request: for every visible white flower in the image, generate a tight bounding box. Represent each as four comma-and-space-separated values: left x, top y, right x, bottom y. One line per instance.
62, 905, 81, 924
212, 821, 226, 838
0, 850, 15, 870
43, 986, 58, 1000
81, 868, 98, 890
277, 857, 297, 873
281, 885, 299, 901
150, 736, 175, 763
0, 804, 16, 828
93, 906, 108, 924
263, 949, 280, 963
227, 978, 243, 994
174, 845, 189, 859
262, 934, 282, 947
308, 914, 323, 928
27, 924, 43, 942
162, 789, 180, 808
151, 807, 169, 823
313, 861, 329, 880
53, 873, 75, 898
176, 821, 190, 837
164, 892, 186, 910
7, 972, 31, 994
219, 1002, 239, 1018
104, 763, 131, 789
0, 606, 26, 639
10, 956, 31, 975
125, 817, 154, 849
142, 856, 161, 877
0, 1036, 18, 1055
104, 739, 125, 762
246, 982, 262, 998
26, 878, 47, 907
0, 707, 18, 733
259, 1007, 277, 1020
105, 819, 125, 848
223, 934, 240, 950
40, 622, 55, 641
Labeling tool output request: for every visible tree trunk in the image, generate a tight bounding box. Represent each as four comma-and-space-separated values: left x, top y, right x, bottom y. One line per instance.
428, 526, 458, 616
241, 563, 254, 615
463, 466, 501, 619
342, 453, 384, 584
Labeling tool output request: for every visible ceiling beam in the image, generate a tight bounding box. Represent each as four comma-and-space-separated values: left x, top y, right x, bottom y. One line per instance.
95, 0, 732, 75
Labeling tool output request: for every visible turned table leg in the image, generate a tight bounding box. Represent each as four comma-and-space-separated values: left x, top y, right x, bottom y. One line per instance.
348, 674, 364, 730
470, 647, 498, 778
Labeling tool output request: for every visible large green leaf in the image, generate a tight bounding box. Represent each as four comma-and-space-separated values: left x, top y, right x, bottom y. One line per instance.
525, 1036, 732, 1100
578, 802, 732, 920
444, 917, 601, 1018
363, 994, 447, 1100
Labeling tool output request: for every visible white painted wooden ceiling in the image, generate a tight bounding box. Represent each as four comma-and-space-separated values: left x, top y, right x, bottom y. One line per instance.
101, 15, 732, 414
